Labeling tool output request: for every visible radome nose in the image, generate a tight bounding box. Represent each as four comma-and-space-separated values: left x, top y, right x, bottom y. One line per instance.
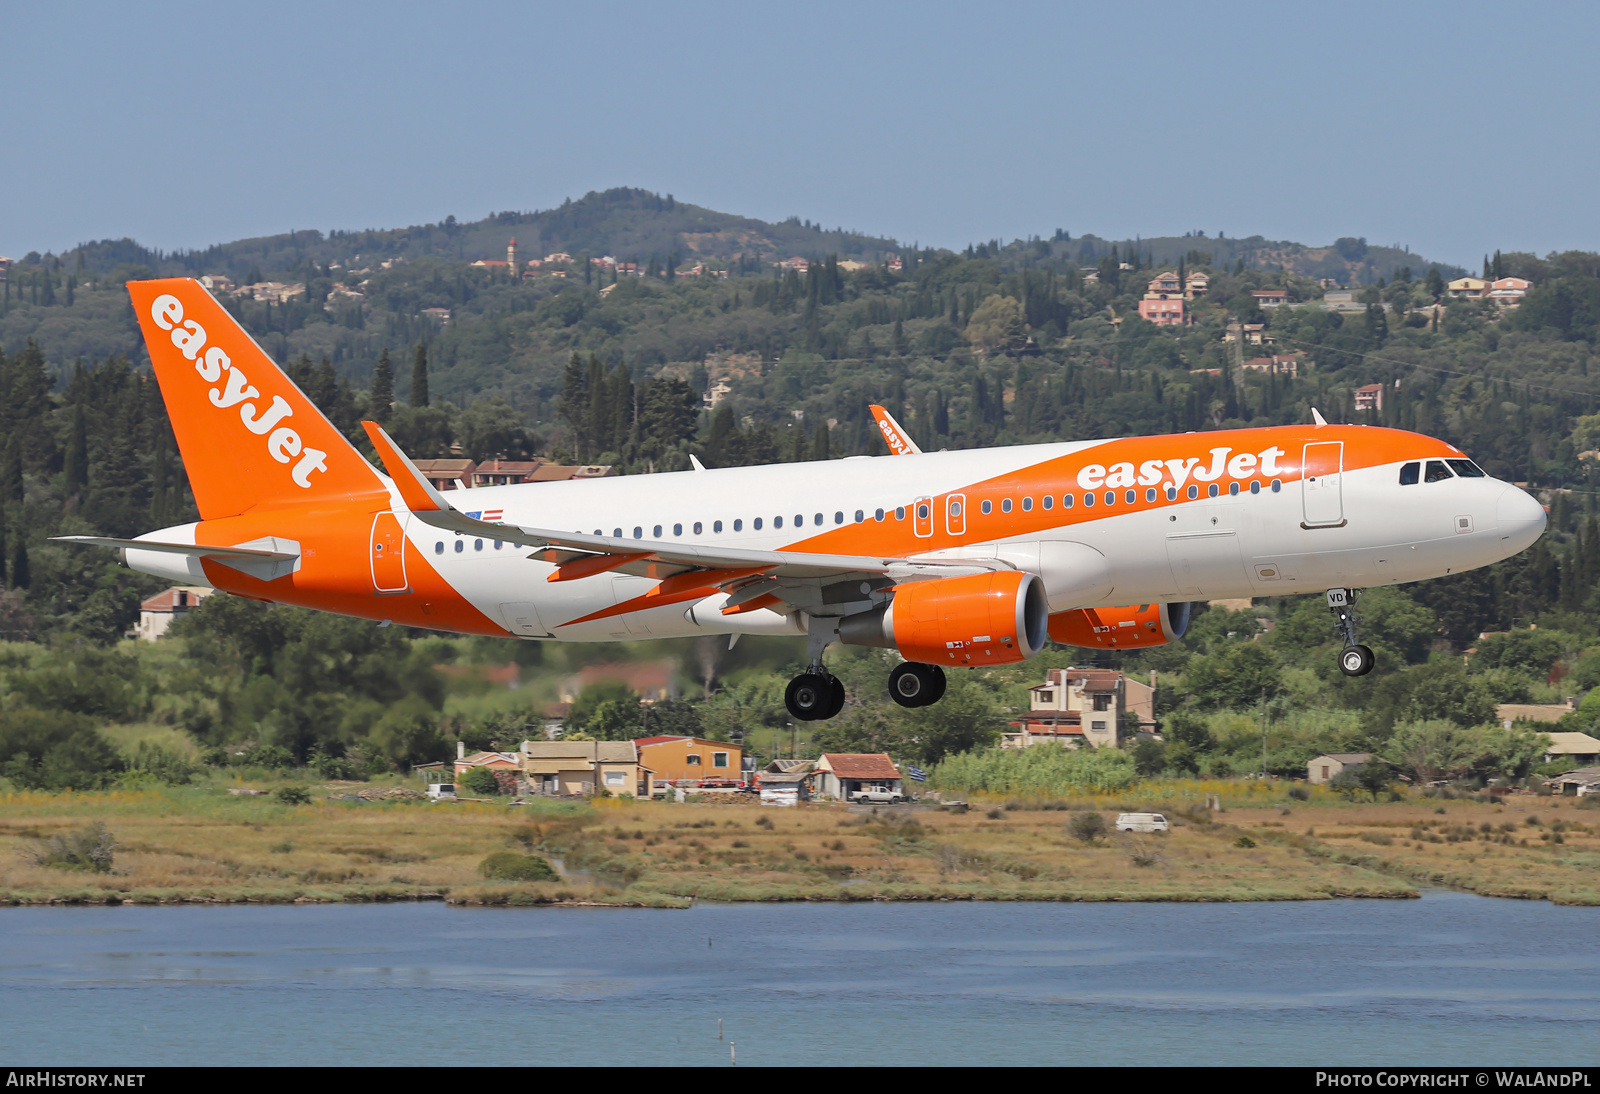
1497, 485, 1547, 547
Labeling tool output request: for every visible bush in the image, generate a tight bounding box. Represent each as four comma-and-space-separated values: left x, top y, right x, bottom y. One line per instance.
478, 851, 559, 881
274, 786, 311, 805
1233, 835, 1257, 848
31, 821, 116, 872
1287, 785, 1309, 801
460, 766, 502, 796
1067, 811, 1106, 843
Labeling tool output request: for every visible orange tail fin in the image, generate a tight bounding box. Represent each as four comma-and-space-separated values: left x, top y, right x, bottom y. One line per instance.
128, 278, 385, 519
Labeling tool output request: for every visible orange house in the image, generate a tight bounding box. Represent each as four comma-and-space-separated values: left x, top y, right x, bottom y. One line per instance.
634, 736, 742, 790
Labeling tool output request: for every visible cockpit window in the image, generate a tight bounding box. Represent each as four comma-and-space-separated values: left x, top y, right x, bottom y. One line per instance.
1447, 459, 1486, 478
1424, 460, 1454, 483
1399, 462, 1420, 485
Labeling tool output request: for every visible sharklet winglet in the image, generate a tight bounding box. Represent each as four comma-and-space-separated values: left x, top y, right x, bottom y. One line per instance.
362, 420, 448, 513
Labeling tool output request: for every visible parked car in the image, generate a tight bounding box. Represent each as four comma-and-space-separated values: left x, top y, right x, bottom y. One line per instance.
850, 785, 904, 804
426, 783, 458, 801
1115, 812, 1168, 833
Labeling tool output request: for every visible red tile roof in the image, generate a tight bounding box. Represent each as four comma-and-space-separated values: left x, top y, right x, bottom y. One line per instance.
820, 753, 900, 780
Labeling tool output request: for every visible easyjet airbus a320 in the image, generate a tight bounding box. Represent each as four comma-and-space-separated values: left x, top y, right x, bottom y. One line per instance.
62, 278, 1548, 720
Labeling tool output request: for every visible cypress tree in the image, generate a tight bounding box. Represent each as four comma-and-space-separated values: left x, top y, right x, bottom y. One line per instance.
63, 405, 88, 494
812, 421, 830, 461
411, 342, 429, 407
370, 349, 394, 425
9, 536, 28, 591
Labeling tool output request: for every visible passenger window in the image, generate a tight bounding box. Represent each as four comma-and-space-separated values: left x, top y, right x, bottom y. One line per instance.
916, 503, 929, 519
814, 513, 824, 526
693, 522, 703, 534
1062, 494, 1074, 509
1447, 459, 1486, 478
1271, 479, 1282, 492
653, 525, 662, 537
895, 507, 906, 520
495, 541, 503, 550
454, 540, 464, 553
1001, 498, 1013, 513
674, 523, 683, 535
1145, 488, 1157, 502
1083, 493, 1094, 507
733, 519, 743, 531
854, 510, 864, 523
1126, 490, 1136, 504
714, 520, 723, 533
1249, 481, 1261, 495
774, 516, 783, 529
633, 526, 643, 539
1021, 497, 1032, 512
874, 509, 885, 522
1425, 460, 1453, 483
474, 539, 483, 551
1187, 485, 1199, 499
613, 528, 622, 538
1399, 462, 1420, 485
1165, 487, 1177, 501
834, 512, 844, 524
1207, 483, 1219, 498
434, 542, 444, 555
1042, 495, 1053, 510
754, 518, 763, 530
1228, 482, 1239, 496
981, 499, 992, 515
1104, 491, 1115, 506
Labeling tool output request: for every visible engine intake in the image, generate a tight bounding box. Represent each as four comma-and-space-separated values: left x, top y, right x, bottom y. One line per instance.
838, 570, 1049, 666
1047, 601, 1194, 650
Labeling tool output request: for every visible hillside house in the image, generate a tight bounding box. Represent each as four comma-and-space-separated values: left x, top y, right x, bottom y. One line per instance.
412, 459, 476, 491
1004, 668, 1155, 750
1447, 277, 1488, 300
199, 274, 235, 294
1489, 276, 1532, 305
1548, 766, 1600, 796
778, 257, 811, 273
136, 586, 215, 641
1137, 294, 1185, 326
1252, 289, 1289, 308
1307, 753, 1372, 784
560, 661, 677, 706
634, 736, 743, 791
471, 460, 542, 487
1241, 355, 1299, 378
0, 256, 12, 280
1497, 701, 1575, 729
813, 754, 902, 801
1185, 272, 1209, 299
453, 743, 522, 778
519, 740, 649, 797
1147, 271, 1181, 294
420, 307, 452, 323
1354, 384, 1384, 412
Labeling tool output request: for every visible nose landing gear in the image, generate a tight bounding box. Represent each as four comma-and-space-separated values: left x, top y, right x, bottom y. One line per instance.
1327, 588, 1374, 677
888, 662, 946, 708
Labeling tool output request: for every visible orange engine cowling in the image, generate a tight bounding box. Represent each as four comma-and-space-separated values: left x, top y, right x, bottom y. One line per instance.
1047, 602, 1194, 650
838, 570, 1050, 666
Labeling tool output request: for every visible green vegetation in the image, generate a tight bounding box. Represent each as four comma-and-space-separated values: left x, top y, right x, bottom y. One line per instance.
477, 850, 558, 881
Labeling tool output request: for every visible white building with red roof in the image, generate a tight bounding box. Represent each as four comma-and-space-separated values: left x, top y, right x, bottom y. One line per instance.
813, 753, 901, 801
136, 586, 214, 641
1004, 668, 1155, 750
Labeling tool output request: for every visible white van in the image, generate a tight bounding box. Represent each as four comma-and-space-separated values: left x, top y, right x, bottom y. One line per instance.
1115, 812, 1169, 833
426, 783, 457, 801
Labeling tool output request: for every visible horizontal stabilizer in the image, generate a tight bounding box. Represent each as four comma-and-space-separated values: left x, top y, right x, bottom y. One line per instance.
54, 535, 302, 582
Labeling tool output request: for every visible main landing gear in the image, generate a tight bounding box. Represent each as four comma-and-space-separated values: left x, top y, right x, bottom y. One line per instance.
785, 672, 845, 721
888, 662, 946, 708
1327, 588, 1374, 677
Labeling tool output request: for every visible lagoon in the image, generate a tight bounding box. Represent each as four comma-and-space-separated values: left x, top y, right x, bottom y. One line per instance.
3, 891, 1597, 1066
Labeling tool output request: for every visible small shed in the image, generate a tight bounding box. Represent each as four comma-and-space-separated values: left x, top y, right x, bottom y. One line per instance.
1543, 732, 1600, 765
1547, 766, 1600, 796
813, 754, 901, 801
1307, 753, 1372, 785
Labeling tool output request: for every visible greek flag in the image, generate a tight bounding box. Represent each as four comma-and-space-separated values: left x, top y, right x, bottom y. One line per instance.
907, 766, 927, 783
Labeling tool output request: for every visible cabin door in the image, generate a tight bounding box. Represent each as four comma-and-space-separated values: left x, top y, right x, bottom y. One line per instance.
369, 512, 410, 594
1301, 442, 1345, 527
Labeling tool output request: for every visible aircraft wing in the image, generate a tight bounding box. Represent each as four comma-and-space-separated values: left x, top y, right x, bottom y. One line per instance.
361, 421, 998, 619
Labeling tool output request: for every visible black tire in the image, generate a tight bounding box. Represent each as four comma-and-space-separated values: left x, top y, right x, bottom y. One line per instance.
1338, 644, 1375, 677
888, 663, 929, 707
785, 672, 832, 720
823, 677, 846, 719
924, 665, 947, 705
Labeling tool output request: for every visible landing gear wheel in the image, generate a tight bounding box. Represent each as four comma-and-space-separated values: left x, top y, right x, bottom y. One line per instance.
888, 662, 947, 708
785, 673, 833, 721
824, 677, 846, 720
1339, 644, 1375, 677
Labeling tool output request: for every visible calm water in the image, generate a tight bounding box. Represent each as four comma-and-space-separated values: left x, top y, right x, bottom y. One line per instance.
2, 891, 1597, 1066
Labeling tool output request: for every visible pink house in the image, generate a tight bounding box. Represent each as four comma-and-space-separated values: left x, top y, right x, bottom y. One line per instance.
1138, 295, 1185, 325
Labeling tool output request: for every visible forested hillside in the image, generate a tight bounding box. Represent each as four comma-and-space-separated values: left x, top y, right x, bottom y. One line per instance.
4, 189, 1600, 794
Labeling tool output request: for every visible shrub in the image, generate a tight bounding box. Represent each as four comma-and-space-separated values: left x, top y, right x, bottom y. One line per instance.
31, 821, 116, 872
459, 766, 502, 796
1067, 811, 1106, 843
1287, 785, 1309, 801
1233, 835, 1257, 849
274, 786, 311, 805
478, 851, 559, 881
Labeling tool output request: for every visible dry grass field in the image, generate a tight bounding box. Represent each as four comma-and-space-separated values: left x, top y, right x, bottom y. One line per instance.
4, 784, 1594, 907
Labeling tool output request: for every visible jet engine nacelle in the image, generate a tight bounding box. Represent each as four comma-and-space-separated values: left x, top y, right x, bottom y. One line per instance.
1047, 602, 1194, 650
838, 570, 1050, 666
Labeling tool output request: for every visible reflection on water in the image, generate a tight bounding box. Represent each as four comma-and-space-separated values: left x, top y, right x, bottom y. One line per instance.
3, 891, 1598, 1066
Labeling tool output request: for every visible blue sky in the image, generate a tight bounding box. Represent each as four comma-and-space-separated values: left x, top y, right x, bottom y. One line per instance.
4, 0, 1597, 267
